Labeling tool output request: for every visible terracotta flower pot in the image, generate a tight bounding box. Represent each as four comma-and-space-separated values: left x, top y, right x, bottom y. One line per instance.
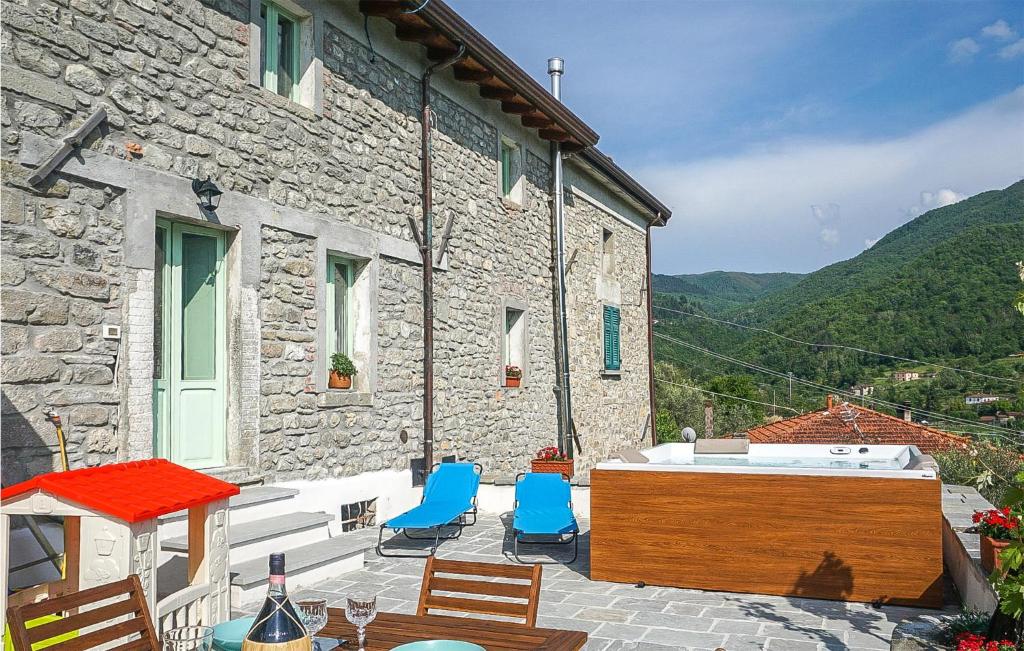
505, 377, 521, 388
328, 371, 352, 390
531, 458, 574, 478
981, 535, 1011, 574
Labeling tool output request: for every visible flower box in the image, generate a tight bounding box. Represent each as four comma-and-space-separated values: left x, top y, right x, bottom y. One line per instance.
531, 458, 574, 478
980, 535, 1011, 574
505, 377, 521, 388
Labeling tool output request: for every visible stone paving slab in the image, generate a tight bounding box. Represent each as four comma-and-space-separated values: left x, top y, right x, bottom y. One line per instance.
246, 517, 954, 651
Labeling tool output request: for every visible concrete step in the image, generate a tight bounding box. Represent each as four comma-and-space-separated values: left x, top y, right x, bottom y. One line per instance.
230, 531, 377, 607
162, 512, 334, 564
158, 486, 301, 540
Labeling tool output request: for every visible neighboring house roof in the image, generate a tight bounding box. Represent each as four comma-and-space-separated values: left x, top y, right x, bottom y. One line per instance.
746, 403, 971, 454
359, 0, 671, 224
0, 459, 239, 523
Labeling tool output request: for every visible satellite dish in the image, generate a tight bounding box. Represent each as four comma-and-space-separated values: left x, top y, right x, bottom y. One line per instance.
681, 427, 697, 443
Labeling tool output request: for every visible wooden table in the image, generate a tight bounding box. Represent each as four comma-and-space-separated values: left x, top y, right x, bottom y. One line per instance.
322, 609, 587, 650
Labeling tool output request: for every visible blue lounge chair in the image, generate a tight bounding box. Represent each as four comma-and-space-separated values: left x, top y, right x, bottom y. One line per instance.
376, 462, 482, 557
511, 472, 579, 563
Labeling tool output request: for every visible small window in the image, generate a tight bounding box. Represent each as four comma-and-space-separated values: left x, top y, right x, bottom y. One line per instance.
503, 306, 526, 385
260, 2, 300, 100
602, 304, 621, 372
602, 228, 616, 277
499, 138, 523, 204
326, 256, 352, 358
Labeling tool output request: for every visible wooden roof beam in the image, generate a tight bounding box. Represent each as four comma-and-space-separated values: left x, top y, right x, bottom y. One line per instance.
480, 86, 516, 101
359, 0, 403, 18
453, 65, 493, 83
539, 128, 572, 142
394, 24, 435, 43
501, 101, 535, 115
521, 113, 554, 129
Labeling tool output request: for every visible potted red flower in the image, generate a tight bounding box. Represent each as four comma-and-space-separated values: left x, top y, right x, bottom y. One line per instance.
531, 446, 573, 478
953, 632, 1016, 651
505, 365, 522, 388
972, 507, 1021, 573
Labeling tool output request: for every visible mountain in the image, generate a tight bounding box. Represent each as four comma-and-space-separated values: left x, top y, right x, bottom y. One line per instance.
653, 180, 1024, 421
730, 180, 1024, 326
652, 271, 805, 313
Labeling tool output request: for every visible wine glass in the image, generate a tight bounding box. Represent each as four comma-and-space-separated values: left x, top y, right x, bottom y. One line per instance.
162, 625, 213, 651
297, 598, 328, 650
344, 593, 377, 651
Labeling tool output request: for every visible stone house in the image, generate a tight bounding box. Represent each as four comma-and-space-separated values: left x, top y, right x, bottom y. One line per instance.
0, 0, 670, 506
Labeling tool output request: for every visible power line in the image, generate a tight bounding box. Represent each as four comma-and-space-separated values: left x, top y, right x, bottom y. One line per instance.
653, 331, 1023, 440
654, 377, 800, 414
652, 303, 1021, 385
657, 330, 1018, 437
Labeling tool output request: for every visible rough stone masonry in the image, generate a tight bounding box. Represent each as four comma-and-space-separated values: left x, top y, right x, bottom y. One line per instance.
0, 0, 663, 485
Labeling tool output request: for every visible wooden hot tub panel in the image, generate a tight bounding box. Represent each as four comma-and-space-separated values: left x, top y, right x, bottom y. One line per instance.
589, 469, 943, 608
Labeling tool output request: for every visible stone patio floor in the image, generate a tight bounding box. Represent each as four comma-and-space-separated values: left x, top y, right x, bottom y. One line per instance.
277, 516, 955, 651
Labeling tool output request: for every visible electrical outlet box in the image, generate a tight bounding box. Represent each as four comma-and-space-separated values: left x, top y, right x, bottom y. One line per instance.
102, 324, 121, 340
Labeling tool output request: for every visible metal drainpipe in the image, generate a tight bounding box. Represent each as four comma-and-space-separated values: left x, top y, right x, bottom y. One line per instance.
645, 219, 660, 446
421, 44, 466, 478
548, 57, 574, 458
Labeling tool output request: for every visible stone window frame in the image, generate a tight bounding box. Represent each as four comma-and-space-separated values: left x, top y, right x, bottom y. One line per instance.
497, 297, 529, 388
601, 227, 616, 278
496, 134, 525, 207
315, 244, 377, 404
248, 0, 324, 114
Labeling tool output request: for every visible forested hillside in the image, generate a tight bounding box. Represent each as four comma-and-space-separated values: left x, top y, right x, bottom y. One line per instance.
652, 271, 804, 313
653, 180, 1024, 446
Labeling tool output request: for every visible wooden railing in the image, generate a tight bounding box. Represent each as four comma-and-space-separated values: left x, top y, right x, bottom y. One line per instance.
156, 582, 210, 635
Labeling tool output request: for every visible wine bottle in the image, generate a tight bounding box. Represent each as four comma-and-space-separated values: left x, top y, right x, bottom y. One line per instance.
242, 553, 312, 651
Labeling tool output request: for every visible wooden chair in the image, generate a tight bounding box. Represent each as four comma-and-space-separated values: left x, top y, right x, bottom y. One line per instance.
5, 575, 160, 651
416, 557, 543, 626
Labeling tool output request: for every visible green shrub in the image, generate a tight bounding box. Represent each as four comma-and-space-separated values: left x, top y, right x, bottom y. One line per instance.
330, 352, 358, 377
941, 608, 991, 644
934, 444, 1024, 506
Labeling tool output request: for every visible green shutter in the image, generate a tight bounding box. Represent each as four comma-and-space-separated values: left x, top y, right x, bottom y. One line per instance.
603, 305, 620, 371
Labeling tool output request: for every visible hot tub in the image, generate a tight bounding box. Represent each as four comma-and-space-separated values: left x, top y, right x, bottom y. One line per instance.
590, 443, 943, 607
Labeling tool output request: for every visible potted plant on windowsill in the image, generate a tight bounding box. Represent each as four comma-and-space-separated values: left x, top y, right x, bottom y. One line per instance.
531, 446, 573, 478
505, 365, 522, 388
973, 506, 1020, 573
329, 352, 357, 390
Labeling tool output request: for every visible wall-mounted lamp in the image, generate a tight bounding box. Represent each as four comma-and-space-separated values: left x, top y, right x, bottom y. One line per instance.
191, 177, 223, 213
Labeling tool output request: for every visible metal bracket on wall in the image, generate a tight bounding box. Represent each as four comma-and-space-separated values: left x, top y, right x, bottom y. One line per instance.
28, 108, 107, 186
406, 214, 424, 249
434, 213, 454, 266
565, 248, 578, 274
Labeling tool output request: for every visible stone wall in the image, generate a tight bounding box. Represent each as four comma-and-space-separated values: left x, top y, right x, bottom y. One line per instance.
1, 166, 125, 482
0, 0, 657, 483
564, 187, 652, 473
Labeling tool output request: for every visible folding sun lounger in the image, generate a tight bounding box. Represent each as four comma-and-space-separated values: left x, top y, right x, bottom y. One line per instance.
511, 472, 580, 563
376, 461, 483, 557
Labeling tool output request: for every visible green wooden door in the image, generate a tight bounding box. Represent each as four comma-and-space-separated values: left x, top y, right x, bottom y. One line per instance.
153, 219, 227, 469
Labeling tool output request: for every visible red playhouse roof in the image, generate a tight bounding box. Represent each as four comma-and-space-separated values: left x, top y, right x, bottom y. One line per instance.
0, 459, 240, 523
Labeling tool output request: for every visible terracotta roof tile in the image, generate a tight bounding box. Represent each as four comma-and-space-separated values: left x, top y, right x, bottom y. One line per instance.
747, 403, 970, 454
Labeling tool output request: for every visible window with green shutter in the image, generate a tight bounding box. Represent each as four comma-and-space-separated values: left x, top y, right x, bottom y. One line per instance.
603, 304, 621, 371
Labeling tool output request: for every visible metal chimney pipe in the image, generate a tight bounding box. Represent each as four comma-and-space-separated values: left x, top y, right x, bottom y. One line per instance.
548, 56, 574, 458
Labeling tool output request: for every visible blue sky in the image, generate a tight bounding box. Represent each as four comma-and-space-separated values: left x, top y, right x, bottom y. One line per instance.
448, 0, 1024, 274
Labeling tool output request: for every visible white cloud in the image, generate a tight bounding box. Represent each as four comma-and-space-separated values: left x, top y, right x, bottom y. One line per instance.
904, 188, 966, 218
641, 87, 1024, 273
818, 228, 840, 247
864, 237, 881, 249
982, 20, 1016, 40
999, 39, 1024, 59
948, 37, 981, 62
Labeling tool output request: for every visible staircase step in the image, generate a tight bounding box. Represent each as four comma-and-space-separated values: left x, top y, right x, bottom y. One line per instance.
162, 512, 334, 553
159, 486, 300, 524
230, 532, 376, 607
